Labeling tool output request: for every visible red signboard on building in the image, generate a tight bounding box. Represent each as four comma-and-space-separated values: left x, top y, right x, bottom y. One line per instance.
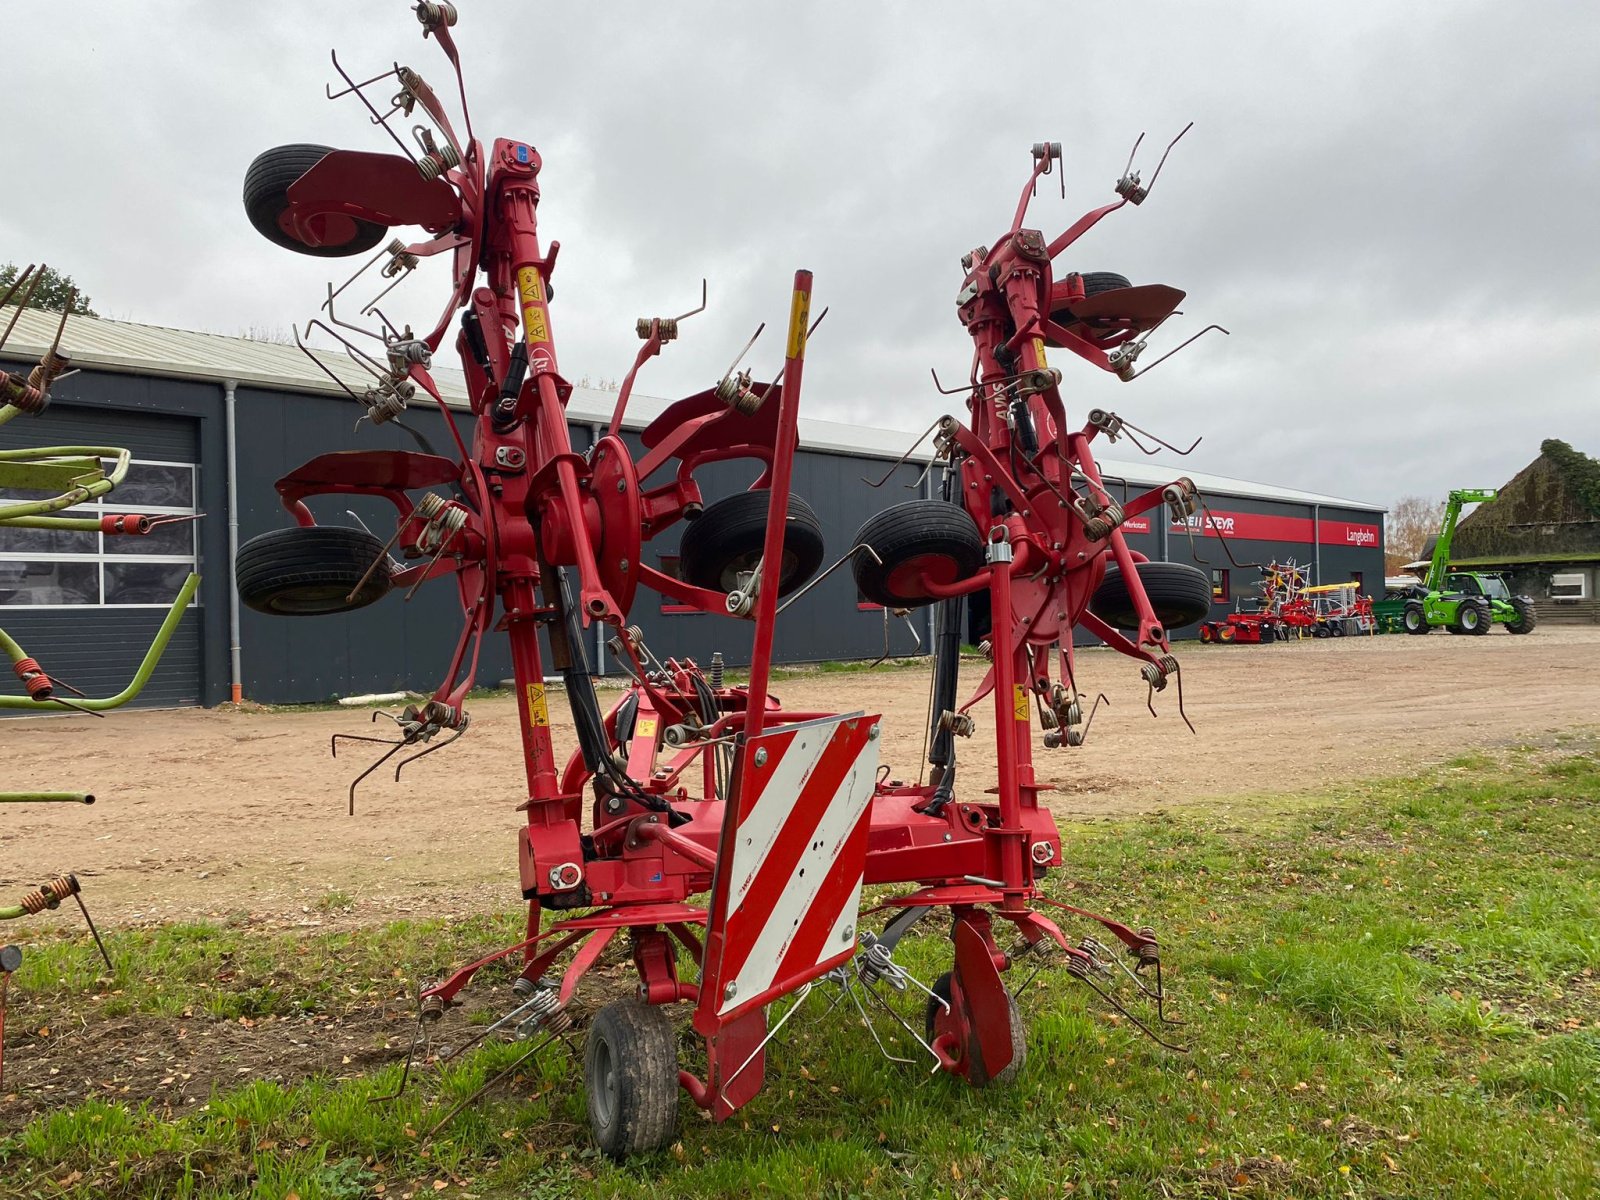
1169, 509, 1379, 547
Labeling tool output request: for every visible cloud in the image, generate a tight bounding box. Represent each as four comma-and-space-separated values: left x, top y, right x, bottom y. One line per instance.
7, 0, 1596, 507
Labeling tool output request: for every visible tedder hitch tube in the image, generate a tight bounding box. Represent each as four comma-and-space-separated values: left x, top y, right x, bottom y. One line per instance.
0, 793, 94, 804
0, 446, 131, 522
0, 573, 200, 711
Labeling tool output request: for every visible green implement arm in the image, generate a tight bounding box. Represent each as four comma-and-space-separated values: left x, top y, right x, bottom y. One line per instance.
1423, 488, 1499, 592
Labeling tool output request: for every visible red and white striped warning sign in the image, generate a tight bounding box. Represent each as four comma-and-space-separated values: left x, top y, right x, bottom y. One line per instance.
697, 712, 881, 1023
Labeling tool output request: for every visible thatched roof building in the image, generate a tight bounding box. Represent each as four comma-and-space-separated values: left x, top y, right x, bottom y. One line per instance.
1451, 439, 1600, 614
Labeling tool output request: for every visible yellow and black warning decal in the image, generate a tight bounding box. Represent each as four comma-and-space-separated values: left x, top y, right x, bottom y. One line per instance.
525, 682, 550, 727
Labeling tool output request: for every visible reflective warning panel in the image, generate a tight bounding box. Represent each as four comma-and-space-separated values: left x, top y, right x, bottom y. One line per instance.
696, 712, 880, 1029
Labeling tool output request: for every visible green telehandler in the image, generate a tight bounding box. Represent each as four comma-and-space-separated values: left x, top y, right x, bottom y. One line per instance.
1399, 488, 1537, 636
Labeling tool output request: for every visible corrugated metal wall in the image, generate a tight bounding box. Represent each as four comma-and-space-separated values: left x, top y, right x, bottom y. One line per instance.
3, 363, 1388, 709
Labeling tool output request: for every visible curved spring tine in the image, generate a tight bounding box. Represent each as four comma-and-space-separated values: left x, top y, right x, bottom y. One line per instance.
422, 1031, 565, 1143
775, 542, 883, 614
1124, 324, 1229, 382
861, 976, 944, 1067
725, 981, 815, 1087
1143, 121, 1194, 198
348, 740, 409, 816
435, 988, 550, 1065
327, 50, 417, 164
861, 416, 947, 488
0, 266, 42, 349
1074, 969, 1188, 1053
394, 722, 466, 781
1119, 131, 1146, 183
672, 278, 709, 325
369, 1008, 430, 1104
1119, 416, 1201, 457
1173, 660, 1195, 736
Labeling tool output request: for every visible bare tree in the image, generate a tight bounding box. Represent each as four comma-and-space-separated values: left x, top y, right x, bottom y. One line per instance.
1386, 494, 1445, 572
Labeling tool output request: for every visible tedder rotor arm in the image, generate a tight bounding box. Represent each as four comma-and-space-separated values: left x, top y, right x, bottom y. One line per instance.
0, 573, 200, 714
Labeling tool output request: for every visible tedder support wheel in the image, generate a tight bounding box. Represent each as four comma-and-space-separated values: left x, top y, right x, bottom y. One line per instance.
1088, 561, 1213, 633
584, 999, 680, 1159
1403, 602, 1428, 634
851, 499, 984, 609
926, 971, 1026, 1087
1507, 597, 1538, 634
236, 526, 392, 616
244, 143, 390, 257
1198, 624, 1214, 644
678, 489, 825, 597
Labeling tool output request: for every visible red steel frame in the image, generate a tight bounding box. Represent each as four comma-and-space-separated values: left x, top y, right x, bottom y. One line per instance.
252, 9, 1196, 1124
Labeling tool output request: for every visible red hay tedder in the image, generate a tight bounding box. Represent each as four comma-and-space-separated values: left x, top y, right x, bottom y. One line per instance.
234, 2, 1226, 1156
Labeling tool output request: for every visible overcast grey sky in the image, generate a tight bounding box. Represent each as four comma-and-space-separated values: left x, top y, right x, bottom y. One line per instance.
6, 1, 1596, 508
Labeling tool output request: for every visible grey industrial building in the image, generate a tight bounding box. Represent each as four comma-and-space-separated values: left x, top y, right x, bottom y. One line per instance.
3, 310, 1386, 707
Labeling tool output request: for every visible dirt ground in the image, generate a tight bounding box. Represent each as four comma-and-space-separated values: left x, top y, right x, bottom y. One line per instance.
4, 626, 1599, 928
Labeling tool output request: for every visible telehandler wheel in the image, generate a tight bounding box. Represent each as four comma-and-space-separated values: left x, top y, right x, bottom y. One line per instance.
926, 971, 1026, 1087
1088, 561, 1213, 633
1402, 602, 1428, 634
244, 144, 391, 257
236, 526, 392, 616
1455, 600, 1485, 635
678, 490, 825, 597
851, 500, 984, 608
584, 999, 680, 1160
1507, 597, 1538, 634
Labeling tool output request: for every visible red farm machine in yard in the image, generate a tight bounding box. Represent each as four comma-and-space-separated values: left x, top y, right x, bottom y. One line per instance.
234, 2, 1224, 1156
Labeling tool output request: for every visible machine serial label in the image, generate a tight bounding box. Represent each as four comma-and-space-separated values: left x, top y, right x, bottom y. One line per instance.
1013, 685, 1029, 721
1032, 337, 1048, 369
525, 683, 550, 727
636, 717, 659, 740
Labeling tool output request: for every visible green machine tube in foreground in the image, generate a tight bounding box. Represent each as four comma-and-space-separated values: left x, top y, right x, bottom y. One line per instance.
0, 572, 200, 712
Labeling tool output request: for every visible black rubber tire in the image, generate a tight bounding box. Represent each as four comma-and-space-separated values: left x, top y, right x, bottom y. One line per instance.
678, 490, 824, 597
1088, 561, 1213, 634
1403, 602, 1429, 634
1454, 599, 1485, 635
236, 526, 392, 616
1507, 597, 1538, 635
1198, 624, 1214, 644
1259, 625, 1276, 646
584, 999, 680, 1160
243, 143, 390, 257
926, 971, 1026, 1088
1329, 619, 1346, 637
1468, 598, 1492, 635
851, 500, 984, 609
1079, 271, 1133, 297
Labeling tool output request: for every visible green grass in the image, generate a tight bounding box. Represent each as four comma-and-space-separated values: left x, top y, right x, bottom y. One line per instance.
3, 751, 1598, 1198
